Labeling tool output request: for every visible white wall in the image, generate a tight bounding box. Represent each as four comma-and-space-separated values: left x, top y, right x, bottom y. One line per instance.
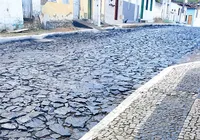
169, 2, 183, 23
104, 0, 123, 25
153, 2, 162, 19
104, 0, 141, 25
193, 9, 200, 27
32, 0, 41, 17
0, 0, 23, 31
142, 0, 155, 22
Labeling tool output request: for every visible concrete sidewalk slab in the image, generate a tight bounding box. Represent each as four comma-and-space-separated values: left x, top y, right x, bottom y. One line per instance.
0, 29, 99, 44
81, 61, 200, 140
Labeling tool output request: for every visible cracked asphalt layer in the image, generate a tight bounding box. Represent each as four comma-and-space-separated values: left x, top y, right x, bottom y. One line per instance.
0, 26, 200, 140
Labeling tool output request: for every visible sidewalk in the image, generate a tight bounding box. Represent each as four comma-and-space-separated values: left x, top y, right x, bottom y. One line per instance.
81, 61, 200, 140
116, 23, 188, 28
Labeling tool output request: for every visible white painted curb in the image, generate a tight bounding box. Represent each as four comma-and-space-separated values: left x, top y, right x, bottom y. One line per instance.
117, 23, 187, 28
0, 29, 99, 44
80, 61, 200, 140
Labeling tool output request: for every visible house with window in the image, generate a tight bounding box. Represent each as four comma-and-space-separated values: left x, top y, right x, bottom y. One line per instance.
79, 0, 105, 26
101, 0, 141, 25
140, 0, 155, 22
80, 0, 142, 25
185, 4, 200, 27
41, 0, 80, 28
152, 0, 187, 23
168, 2, 187, 23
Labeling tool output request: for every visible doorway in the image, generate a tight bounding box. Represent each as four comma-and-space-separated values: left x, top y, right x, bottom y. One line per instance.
88, 0, 92, 19
22, 0, 32, 19
188, 15, 192, 25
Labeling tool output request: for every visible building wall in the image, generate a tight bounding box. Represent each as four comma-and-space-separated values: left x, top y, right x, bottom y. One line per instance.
105, 0, 141, 25
80, 0, 89, 19
193, 9, 200, 27
153, 2, 162, 19
123, 0, 141, 22
104, 0, 123, 25
142, 0, 155, 22
73, 0, 80, 19
101, 0, 105, 21
0, 0, 23, 31
186, 8, 200, 27
42, 0, 73, 21
32, 0, 41, 17
169, 2, 182, 22
186, 9, 195, 25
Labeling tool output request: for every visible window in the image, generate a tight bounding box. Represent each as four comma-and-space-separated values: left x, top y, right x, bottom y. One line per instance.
185, 15, 187, 22
178, 8, 180, 15
63, 0, 69, 4
196, 10, 198, 18
146, 0, 149, 10
150, 0, 153, 11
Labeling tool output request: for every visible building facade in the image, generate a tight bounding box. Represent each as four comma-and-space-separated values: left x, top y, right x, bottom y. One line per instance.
104, 0, 141, 25
140, 0, 155, 22
186, 8, 200, 27
0, 0, 24, 31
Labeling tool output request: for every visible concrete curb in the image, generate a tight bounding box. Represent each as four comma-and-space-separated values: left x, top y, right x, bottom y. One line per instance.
0, 29, 99, 44
80, 61, 200, 140
117, 23, 188, 28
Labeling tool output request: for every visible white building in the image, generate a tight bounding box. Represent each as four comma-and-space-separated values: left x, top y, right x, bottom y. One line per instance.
141, 0, 155, 22
168, 2, 186, 23
185, 5, 200, 27
104, 0, 141, 25
152, 0, 187, 23
0, 0, 24, 31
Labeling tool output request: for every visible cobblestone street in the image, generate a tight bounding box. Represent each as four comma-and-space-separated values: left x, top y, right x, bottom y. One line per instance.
85, 61, 200, 140
0, 26, 200, 139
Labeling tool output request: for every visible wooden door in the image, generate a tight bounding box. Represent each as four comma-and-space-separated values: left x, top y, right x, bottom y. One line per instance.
188, 15, 192, 25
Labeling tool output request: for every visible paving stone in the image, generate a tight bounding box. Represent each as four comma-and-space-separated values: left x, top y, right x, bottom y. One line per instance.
0, 26, 200, 139
16, 115, 31, 124
25, 118, 44, 128
0, 119, 10, 124
65, 116, 90, 128
1, 123, 18, 130
35, 128, 51, 138
6, 131, 31, 138
49, 123, 71, 136
54, 107, 70, 115
50, 134, 61, 139
18, 125, 27, 131
51, 103, 64, 108
41, 100, 50, 106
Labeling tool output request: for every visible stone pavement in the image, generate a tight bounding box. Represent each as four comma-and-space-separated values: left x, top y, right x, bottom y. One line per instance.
1, 26, 200, 139
81, 62, 200, 140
